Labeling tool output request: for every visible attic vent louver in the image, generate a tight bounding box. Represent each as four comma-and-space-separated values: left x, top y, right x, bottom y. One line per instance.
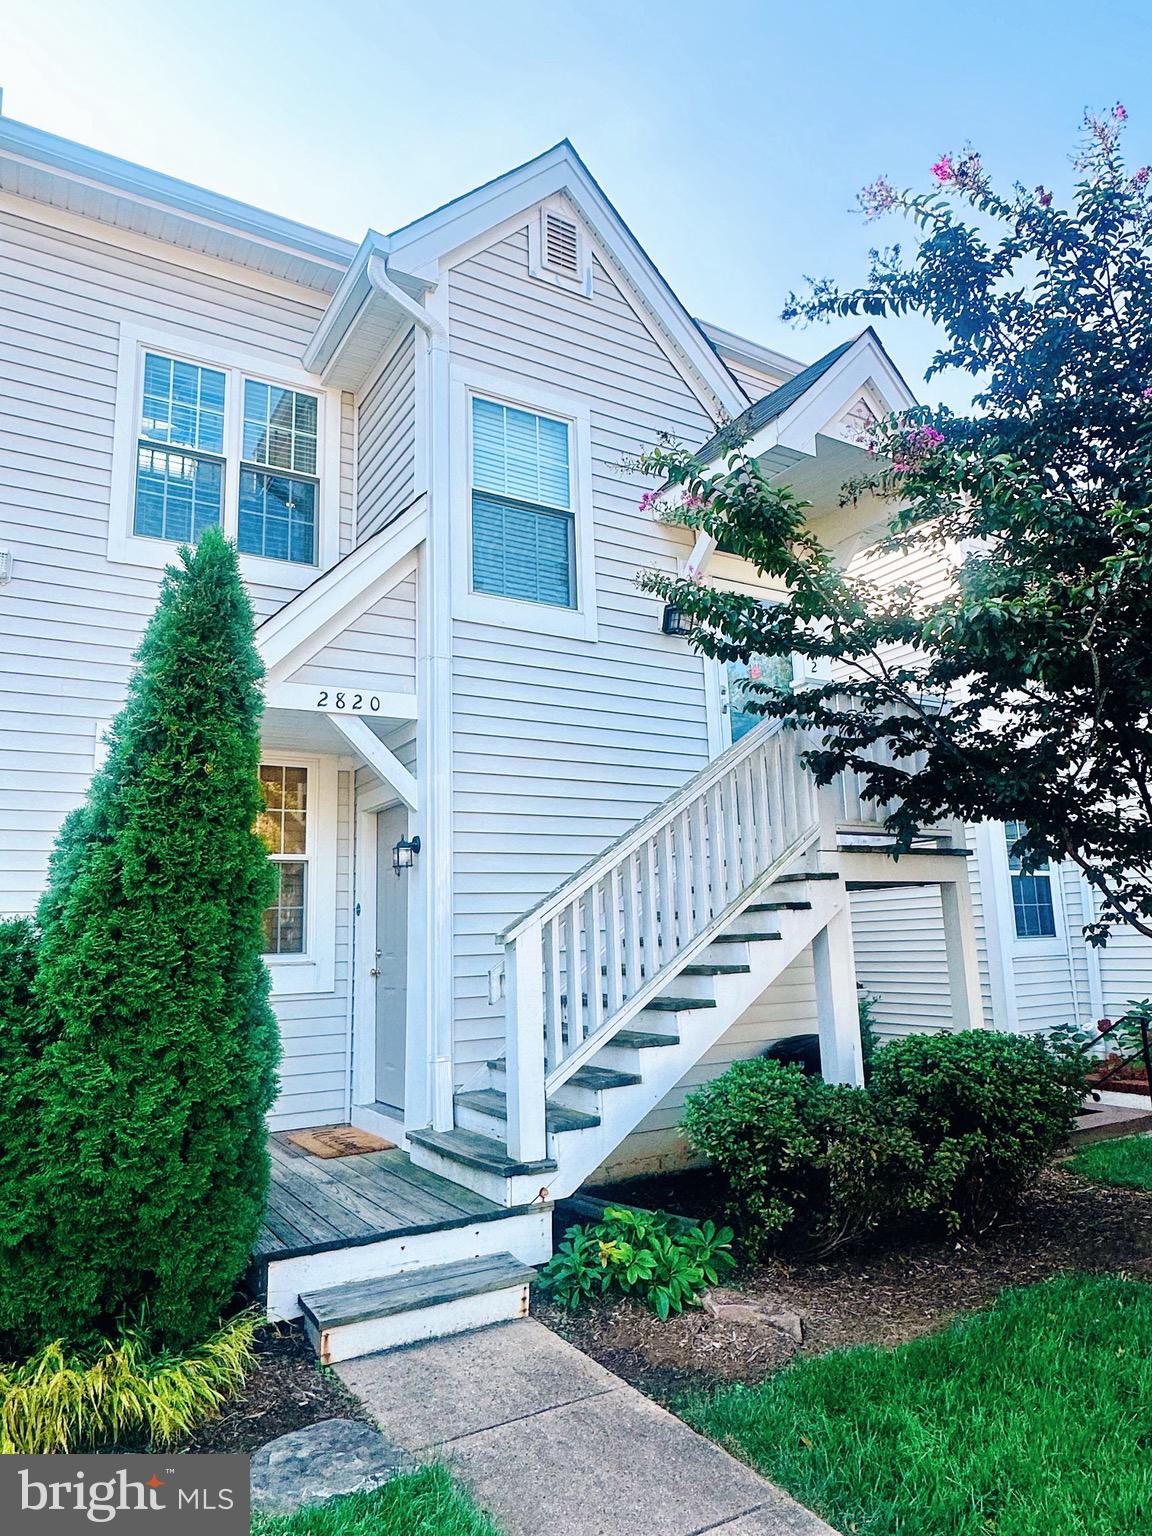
544, 211, 580, 274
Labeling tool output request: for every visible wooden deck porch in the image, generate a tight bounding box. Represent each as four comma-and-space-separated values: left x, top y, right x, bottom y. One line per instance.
255, 1135, 514, 1266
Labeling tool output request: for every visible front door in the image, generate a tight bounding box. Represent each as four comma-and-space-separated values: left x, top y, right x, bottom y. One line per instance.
374, 805, 409, 1113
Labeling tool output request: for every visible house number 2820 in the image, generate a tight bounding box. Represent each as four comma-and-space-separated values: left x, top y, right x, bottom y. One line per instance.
315, 690, 385, 714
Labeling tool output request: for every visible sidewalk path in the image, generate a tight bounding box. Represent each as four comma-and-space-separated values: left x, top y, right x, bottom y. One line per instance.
336, 1319, 838, 1536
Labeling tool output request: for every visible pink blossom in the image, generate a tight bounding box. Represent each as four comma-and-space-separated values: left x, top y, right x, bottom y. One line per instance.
1035, 185, 1053, 208
931, 154, 954, 184
859, 176, 898, 220
891, 462, 910, 475
1142, 386, 1152, 401
1131, 166, 1150, 189
1115, 103, 1128, 122
638, 490, 660, 515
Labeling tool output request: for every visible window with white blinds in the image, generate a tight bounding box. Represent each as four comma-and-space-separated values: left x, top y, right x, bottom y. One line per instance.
470, 396, 576, 608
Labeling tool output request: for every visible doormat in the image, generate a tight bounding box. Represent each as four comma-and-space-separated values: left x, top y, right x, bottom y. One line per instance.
286, 1125, 396, 1158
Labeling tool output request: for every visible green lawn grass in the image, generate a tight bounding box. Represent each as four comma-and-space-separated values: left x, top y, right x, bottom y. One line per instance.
682, 1273, 1152, 1536
1066, 1132, 1152, 1191
251, 1466, 500, 1536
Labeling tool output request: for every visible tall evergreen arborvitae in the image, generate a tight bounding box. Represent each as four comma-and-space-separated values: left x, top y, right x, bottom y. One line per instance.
7, 530, 281, 1350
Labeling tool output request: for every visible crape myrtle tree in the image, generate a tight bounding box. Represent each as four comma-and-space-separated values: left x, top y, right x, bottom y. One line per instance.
0, 529, 281, 1351
640, 106, 1152, 950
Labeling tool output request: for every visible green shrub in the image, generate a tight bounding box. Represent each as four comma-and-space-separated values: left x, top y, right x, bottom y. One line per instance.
868, 1029, 1082, 1230
538, 1205, 735, 1318
0, 1312, 256, 1453
683, 1060, 918, 1259
1, 529, 281, 1352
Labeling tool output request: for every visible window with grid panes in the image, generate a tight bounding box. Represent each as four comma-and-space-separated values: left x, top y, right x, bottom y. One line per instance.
256, 765, 309, 954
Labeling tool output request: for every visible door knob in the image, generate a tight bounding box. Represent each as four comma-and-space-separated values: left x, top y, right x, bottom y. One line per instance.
369, 947, 382, 978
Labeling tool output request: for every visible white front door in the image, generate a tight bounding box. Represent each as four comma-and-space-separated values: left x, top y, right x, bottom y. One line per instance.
374, 805, 409, 1113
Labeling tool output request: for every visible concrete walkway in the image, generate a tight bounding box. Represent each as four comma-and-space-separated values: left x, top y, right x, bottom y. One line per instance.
336, 1319, 837, 1536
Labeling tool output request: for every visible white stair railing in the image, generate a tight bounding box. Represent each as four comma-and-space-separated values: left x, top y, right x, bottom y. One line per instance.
496, 720, 821, 1162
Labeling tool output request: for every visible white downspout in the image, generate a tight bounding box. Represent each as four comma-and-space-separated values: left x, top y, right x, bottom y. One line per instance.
365, 255, 457, 1134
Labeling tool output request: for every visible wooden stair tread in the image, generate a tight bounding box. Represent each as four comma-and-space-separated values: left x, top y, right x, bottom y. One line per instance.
486, 1060, 641, 1092
300, 1252, 535, 1330
407, 1126, 557, 1177
712, 930, 782, 943
746, 900, 812, 912
456, 1089, 599, 1133
680, 961, 751, 976
774, 871, 839, 882
643, 995, 717, 1012
614, 1028, 680, 1049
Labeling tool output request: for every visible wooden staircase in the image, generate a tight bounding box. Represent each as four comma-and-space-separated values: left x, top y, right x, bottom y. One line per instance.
407, 719, 860, 1205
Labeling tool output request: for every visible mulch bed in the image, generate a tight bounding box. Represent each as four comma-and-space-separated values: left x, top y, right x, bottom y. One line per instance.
180, 1323, 370, 1454
536, 1164, 1152, 1404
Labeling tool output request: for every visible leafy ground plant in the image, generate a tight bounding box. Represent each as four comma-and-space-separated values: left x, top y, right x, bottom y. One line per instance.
0, 1311, 257, 1453
1066, 1133, 1152, 1191
251, 1467, 501, 1536
682, 1273, 1152, 1536
538, 1206, 735, 1319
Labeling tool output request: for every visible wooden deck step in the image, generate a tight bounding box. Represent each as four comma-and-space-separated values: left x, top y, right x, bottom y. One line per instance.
456, 1089, 600, 1133
300, 1252, 535, 1362
486, 1059, 641, 1092
746, 900, 812, 913
680, 961, 751, 977
407, 1126, 557, 1178
774, 871, 840, 883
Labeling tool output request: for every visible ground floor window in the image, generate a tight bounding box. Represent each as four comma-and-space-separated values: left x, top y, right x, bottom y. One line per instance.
1004, 820, 1057, 938
257, 763, 309, 954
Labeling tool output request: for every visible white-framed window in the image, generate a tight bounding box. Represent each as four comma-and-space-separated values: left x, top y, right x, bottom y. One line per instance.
1004, 820, 1059, 939
257, 763, 310, 956
451, 364, 598, 641
109, 324, 340, 584
255, 754, 338, 994
471, 396, 576, 608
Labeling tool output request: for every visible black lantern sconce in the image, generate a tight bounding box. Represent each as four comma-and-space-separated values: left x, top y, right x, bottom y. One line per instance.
661, 602, 692, 638
392, 833, 421, 875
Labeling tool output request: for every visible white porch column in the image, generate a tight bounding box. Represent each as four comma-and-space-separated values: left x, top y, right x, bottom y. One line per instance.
940, 874, 984, 1031
812, 901, 865, 1086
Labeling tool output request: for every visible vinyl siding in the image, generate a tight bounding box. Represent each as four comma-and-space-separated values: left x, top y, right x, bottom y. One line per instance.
850, 859, 995, 1038
356, 327, 416, 543
287, 576, 418, 693
593, 954, 818, 1181
716, 354, 791, 403
270, 767, 354, 1131
446, 221, 724, 1082
0, 197, 358, 1127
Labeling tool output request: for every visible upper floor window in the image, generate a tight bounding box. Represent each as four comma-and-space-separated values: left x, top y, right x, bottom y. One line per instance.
131, 349, 321, 566
470, 396, 575, 608
1004, 820, 1057, 938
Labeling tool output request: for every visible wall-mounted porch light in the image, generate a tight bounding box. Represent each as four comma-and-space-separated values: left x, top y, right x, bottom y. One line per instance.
392, 833, 421, 875
661, 602, 692, 638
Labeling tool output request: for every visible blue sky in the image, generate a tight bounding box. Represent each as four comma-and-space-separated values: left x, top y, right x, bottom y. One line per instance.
4, 0, 1146, 409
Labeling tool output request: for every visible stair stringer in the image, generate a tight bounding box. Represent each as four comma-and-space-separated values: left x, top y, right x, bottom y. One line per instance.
540, 879, 848, 1200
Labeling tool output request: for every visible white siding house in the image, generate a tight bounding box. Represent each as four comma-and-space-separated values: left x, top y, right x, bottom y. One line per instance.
0, 111, 992, 1308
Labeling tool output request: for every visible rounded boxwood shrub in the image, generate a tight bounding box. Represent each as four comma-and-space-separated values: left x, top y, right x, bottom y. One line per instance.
683, 1059, 919, 1258
867, 1029, 1083, 1230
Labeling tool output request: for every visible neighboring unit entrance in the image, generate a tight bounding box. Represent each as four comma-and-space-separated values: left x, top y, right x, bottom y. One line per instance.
374, 805, 409, 1112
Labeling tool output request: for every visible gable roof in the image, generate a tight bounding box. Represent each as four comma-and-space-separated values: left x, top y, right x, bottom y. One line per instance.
320, 140, 748, 416
694, 328, 916, 464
